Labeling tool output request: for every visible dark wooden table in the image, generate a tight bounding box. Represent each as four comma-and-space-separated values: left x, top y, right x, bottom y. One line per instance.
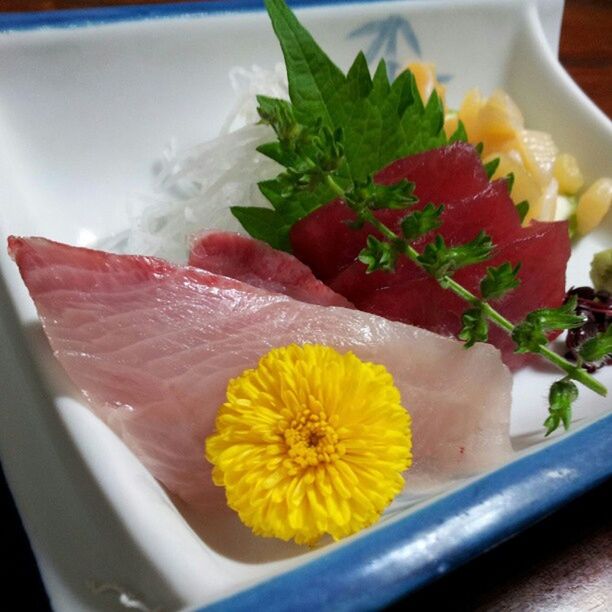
1, 1, 610, 610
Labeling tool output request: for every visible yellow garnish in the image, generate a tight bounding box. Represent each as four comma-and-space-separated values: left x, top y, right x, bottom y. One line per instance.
554, 153, 584, 195
576, 178, 612, 236
407, 61, 446, 105
205, 344, 412, 546
515, 129, 557, 185
408, 62, 608, 232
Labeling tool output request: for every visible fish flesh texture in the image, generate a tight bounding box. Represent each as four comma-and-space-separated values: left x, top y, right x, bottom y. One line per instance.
290, 143, 570, 369
189, 231, 353, 308
10, 236, 514, 504
9, 236, 513, 509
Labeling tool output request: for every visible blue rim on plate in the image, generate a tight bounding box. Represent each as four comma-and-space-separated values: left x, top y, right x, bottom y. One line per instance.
0, 0, 389, 31
1, 1, 610, 610
203, 413, 612, 611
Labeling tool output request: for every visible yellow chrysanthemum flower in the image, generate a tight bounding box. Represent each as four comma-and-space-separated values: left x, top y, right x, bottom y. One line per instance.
205, 344, 412, 546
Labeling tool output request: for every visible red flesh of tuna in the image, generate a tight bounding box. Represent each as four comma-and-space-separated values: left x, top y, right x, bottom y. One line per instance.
189, 231, 353, 308
290, 143, 570, 368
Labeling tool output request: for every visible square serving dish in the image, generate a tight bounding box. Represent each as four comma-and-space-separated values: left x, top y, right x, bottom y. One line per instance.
0, 0, 610, 610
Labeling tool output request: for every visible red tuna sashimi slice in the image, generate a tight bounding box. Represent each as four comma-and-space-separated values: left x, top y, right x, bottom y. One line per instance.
289, 199, 366, 281
10, 236, 513, 509
290, 141, 570, 368
291, 143, 492, 280
189, 231, 353, 308
332, 220, 569, 369
374, 141, 491, 198
328, 181, 523, 300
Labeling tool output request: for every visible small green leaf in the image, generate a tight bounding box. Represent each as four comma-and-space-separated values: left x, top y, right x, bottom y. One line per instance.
400, 203, 444, 242
512, 296, 586, 354
256, 141, 297, 167
458, 306, 489, 348
230, 207, 291, 251
417, 231, 493, 279
313, 125, 345, 172
505, 172, 515, 193
373, 179, 417, 210
516, 200, 530, 223
544, 378, 578, 436
484, 157, 500, 180
358, 235, 399, 273
347, 178, 417, 211
579, 326, 612, 363
512, 321, 549, 354
448, 120, 468, 144
526, 296, 586, 332
256, 95, 299, 142
480, 262, 521, 300
257, 179, 288, 210
258, 172, 336, 221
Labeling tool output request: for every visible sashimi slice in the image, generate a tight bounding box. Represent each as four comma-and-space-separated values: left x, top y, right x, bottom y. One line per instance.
290, 141, 570, 368
188, 231, 353, 308
289, 199, 365, 281
328, 209, 568, 369
374, 141, 491, 198
327, 181, 522, 300
10, 236, 513, 511
345, 221, 569, 369
290, 143, 493, 280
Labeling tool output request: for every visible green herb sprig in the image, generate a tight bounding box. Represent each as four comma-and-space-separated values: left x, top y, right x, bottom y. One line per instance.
579, 326, 612, 363
327, 167, 606, 434
233, 0, 608, 434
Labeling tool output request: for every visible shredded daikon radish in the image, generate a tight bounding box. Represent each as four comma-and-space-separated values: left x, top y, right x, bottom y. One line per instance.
104, 65, 288, 262
220, 63, 289, 134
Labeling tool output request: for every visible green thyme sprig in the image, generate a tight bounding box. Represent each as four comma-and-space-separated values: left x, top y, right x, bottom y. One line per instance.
512, 296, 585, 354
544, 326, 611, 433
579, 326, 612, 363
330, 173, 607, 434
545, 379, 579, 435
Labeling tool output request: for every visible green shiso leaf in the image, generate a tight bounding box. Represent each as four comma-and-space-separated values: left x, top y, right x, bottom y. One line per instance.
230, 206, 292, 251
231, 0, 452, 249
515, 200, 530, 223
484, 157, 500, 180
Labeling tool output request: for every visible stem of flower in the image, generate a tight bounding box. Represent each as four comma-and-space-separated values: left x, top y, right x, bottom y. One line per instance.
324, 175, 607, 398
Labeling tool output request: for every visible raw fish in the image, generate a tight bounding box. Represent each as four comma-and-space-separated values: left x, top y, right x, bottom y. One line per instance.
10, 236, 513, 508
290, 144, 570, 368
290, 143, 494, 281
189, 231, 353, 307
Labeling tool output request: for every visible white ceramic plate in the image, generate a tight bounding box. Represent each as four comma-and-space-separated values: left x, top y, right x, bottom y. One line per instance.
0, 1, 610, 610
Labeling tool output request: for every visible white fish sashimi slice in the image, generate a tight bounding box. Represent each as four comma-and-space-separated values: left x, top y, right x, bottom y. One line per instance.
9, 236, 513, 510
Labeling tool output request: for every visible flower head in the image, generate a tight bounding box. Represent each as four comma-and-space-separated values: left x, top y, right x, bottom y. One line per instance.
205, 344, 412, 546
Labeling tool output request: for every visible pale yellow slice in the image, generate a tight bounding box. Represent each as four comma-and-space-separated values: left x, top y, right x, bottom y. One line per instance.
576, 178, 612, 235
